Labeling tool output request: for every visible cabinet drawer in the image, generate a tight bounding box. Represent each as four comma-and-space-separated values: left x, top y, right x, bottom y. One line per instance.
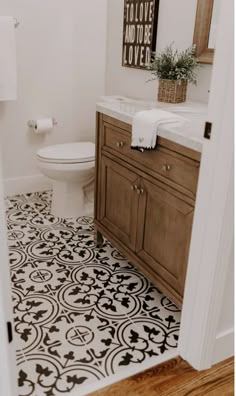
102, 122, 200, 197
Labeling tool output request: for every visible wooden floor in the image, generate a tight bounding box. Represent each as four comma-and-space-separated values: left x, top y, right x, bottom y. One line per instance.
89, 356, 234, 396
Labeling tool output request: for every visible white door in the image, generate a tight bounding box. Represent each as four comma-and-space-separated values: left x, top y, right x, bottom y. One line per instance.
179, 0, 234, 369
0, 154, 17, 395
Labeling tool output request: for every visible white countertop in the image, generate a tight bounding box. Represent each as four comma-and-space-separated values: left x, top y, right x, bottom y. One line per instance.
96, 96, 208, 152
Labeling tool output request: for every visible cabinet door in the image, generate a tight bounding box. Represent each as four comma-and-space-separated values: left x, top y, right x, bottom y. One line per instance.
136, 179, 194, 297
99, 156, 140, 250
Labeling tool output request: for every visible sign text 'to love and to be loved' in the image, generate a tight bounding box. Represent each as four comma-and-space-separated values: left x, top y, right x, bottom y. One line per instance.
122, 0, 159, 69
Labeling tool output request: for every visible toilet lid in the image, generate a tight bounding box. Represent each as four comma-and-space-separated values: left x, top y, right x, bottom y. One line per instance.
37, 142, 95, 163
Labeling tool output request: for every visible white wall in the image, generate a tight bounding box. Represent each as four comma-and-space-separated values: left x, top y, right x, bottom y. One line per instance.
106, 0, 212, 103
0, 0, 107, 194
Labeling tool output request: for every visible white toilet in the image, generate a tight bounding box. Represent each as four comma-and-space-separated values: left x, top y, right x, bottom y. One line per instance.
37, 142, 95, 218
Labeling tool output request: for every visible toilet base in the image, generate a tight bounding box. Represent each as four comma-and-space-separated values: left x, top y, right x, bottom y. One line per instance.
51, 180, 94, 218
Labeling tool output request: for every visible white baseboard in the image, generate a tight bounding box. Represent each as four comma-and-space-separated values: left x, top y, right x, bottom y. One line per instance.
3, 175, 52, 197
212, 327, 234, 364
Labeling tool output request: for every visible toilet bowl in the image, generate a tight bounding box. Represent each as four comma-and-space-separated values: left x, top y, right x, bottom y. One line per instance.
37, 142, 95, 218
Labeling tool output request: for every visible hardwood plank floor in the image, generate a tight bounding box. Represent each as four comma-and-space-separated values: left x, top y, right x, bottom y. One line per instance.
89, 356, 234, 396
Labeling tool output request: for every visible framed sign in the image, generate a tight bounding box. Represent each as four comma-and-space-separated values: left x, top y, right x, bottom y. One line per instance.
122, 0, 159, 69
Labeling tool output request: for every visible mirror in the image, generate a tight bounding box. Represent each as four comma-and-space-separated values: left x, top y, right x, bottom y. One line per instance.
193, 0, 220, 64
208, 0, 221, 48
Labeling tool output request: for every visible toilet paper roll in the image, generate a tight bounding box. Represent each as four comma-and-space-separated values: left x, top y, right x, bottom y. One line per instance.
34, 118, 53, 133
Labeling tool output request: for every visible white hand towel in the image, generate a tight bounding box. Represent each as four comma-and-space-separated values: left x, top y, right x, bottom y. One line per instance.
131, 109, 188, 150
0, 16, 17, 101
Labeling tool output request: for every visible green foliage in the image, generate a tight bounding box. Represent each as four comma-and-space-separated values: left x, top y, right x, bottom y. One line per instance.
148, 44, 199, 84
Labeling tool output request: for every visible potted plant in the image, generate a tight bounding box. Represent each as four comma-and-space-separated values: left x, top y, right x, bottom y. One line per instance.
148, 44, 199, 103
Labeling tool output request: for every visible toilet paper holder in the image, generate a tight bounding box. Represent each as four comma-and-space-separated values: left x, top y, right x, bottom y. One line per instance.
27, 118, 58, 129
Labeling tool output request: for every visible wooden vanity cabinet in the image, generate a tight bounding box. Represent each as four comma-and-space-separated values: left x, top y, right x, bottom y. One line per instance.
95, 113, 201, 306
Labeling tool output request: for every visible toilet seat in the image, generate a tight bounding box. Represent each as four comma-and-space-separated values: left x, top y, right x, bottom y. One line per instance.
37, 142, 95, 164
36, 141, 95, 218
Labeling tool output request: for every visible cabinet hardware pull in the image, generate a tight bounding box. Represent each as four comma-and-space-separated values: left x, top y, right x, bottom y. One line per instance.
131, 185, 138, 191
137, 188, 141, 194
140, 188, 144, 194
131, 185, 135, 191
162, 164, 171, 171
116, 141, 124, 148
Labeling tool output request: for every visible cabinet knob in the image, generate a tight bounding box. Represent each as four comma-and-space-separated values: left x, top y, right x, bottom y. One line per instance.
116, 141, 124, 148
131, 184, 138, 191
136, 188, 145, 195
162, 164, 171, 171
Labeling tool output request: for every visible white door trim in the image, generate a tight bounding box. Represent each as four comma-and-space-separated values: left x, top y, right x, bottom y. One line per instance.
178, 0, 234, 369
0, 158, 17, 396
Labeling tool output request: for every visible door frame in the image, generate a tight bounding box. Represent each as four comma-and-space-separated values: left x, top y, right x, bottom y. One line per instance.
0, 157, 17, 396
178, 0, 234, 369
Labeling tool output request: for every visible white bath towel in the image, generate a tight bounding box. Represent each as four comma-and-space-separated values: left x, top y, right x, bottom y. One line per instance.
131, 109, 188, 150
0, 16, 17, 101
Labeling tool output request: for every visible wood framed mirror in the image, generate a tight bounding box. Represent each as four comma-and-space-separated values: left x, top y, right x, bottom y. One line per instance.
193, 0, 215, 64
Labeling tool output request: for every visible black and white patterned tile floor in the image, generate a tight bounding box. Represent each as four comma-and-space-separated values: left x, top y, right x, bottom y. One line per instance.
5, 191, 181, 396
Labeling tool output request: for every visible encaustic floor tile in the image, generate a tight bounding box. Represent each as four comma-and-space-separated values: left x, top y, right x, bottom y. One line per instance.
5, 191, 181, 396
